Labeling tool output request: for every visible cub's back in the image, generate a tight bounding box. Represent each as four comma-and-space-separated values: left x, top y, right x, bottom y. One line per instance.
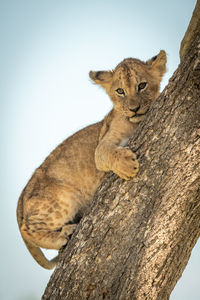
21, 121, 105, 208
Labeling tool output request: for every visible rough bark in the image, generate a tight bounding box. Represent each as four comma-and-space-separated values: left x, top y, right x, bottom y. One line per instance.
43, 4, 200, 300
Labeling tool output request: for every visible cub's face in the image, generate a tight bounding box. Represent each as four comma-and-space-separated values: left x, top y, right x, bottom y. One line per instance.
90, 50, 167, 123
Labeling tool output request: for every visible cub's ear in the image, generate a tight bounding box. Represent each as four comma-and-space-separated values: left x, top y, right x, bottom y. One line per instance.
89, 70, 113, 87
146, 50, 167, 78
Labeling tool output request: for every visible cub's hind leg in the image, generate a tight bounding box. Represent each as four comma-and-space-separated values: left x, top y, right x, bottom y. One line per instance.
21, 187, 81, 250
21, 222, 77, 250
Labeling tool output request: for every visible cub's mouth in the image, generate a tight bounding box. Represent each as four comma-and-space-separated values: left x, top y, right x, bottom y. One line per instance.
134, 112, 146, 117
128, 109, 149, 123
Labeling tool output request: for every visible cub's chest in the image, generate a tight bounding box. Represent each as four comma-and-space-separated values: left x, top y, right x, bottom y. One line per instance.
119, 137, 131, 147
109, 117, 137, 146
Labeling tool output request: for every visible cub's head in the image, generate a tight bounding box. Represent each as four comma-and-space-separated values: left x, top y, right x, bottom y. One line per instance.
89, 50, 167, 123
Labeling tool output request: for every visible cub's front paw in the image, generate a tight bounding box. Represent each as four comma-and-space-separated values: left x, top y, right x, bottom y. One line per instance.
112, 147, 139, 180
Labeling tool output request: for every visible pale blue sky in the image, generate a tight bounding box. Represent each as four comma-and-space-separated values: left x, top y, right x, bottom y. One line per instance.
0, 1, 198, 299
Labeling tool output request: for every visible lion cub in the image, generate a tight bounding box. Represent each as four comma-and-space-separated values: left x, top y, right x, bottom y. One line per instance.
17, 50, 166, 269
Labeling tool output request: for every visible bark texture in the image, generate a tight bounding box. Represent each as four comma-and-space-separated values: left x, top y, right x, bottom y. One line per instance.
43, 4, 200, 300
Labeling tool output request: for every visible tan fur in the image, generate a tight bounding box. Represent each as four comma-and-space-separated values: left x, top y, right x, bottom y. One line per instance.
17, 50, 167, 269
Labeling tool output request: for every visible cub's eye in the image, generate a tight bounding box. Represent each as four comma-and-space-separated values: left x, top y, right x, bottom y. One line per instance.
116, 88, 125, 95
138, 82, 147, 92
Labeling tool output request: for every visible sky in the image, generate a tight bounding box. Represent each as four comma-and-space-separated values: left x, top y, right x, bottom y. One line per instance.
0, 0, 198, 299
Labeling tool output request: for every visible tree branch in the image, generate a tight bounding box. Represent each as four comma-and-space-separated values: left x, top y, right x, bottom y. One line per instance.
180, 0, 200, 60
43, 3, 200, 299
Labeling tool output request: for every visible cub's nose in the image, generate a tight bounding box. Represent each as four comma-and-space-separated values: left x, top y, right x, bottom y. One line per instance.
129, 105, 140, 113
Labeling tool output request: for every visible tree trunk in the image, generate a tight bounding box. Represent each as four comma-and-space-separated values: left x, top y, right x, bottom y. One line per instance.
43, 3, 200, 299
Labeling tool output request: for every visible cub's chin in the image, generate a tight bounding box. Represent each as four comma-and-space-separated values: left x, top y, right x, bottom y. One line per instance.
129, 114, 146, 123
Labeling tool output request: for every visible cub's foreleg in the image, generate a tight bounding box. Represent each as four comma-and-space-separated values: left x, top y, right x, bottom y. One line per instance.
95, 141, 139, 180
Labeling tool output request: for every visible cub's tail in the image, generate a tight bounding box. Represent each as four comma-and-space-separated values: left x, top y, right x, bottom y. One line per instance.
23, 239, 58, 269
17, 191, 58, 270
